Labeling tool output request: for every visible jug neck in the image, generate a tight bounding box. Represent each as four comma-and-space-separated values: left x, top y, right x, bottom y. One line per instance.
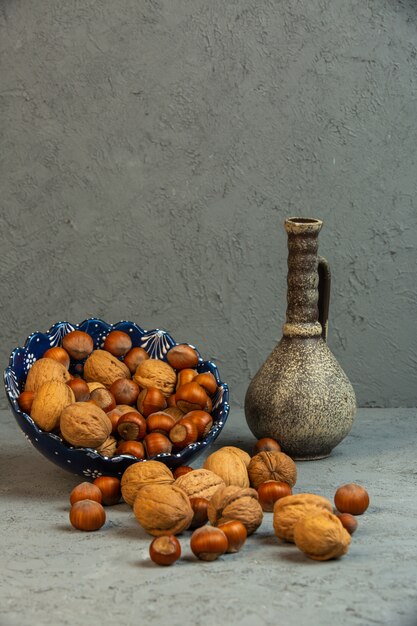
283, 217, 323, 338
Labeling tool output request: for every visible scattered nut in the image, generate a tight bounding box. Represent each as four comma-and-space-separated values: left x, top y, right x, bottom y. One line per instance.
293, 510, 351, 560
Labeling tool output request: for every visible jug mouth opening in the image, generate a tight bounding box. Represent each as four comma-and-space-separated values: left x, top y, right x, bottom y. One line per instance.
287, 217, 322, 225
285, 217, 323, 234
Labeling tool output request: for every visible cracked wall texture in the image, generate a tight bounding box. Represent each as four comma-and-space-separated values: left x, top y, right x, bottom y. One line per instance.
1, 0, 416, 408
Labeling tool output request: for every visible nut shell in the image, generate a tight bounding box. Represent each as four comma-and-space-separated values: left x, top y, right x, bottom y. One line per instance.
248, 451, 297, 489
133, 483, 193, 536
207, 485, 264, 535
204, 448, 250, 488
294, 510, 351, 560
25, 358, 71, 392
30, 381, 75, 431
83, 350, 131, 388
174, 468, 226, 501
273, 493, 333, 543
121, 460, 174, 506
134, 359, 177, 397
60, 402, 112, 448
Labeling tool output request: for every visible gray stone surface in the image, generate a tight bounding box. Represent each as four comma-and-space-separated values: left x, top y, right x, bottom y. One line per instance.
1, 1, 417, 410
1, 407, 416, 626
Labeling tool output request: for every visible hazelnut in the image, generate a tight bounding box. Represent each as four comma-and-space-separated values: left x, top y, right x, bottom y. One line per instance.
253, 437, 281, 455
169, 419, 199, 449
66, 378, 90, 402
103, 330, 132, 357
146, 412, 176, 435
137, 387, 167, 417
123, 347, 149, 374
149, 535, 181, 566
334, 483, 370, 515
17, 390, 35, 414
109, 378, 139, 405
117, 412, 147, 441
62, 330, 94, 360
189, 497, 209, 529
194, 372, 217, 396
115, 440, 145, 459
335, 512, 358, 535
93, 476, 121, 506
175, 382, 209, 413
144, 432, 173, 457
70, 482, 102, 506
167, 344, 199, 370
69, 499, 106, 531
43, 346, 70, 370
173, 466, 193, 480
218, 520, 247, 553
183, 410, 213, 438
257, 481, 293, 512
190, 526, 228, 561
176, 369, 197, 391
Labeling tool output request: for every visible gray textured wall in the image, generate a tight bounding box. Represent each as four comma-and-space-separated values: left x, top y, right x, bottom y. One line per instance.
1, 0, 416, 409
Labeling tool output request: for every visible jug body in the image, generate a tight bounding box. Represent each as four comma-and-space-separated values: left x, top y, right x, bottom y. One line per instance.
244, 217, 356, 460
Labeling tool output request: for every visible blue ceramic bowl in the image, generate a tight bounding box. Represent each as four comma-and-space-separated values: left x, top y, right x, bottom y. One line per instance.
4, 318, 229, 479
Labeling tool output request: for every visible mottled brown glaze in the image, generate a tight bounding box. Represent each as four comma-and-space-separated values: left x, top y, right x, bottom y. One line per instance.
244, 217, 356, 460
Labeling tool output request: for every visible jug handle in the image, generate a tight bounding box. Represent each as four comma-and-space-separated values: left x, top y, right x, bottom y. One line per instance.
318, 257, 331, 342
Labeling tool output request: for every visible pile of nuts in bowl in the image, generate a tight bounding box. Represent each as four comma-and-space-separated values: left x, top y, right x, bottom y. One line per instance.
67, 435, 370, 565
17, 328, 220, 459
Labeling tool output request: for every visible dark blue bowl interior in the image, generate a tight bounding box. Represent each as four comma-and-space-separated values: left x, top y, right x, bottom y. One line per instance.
4, 319, 230, 479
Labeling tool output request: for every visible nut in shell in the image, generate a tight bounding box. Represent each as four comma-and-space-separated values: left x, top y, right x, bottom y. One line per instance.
83, 350, 131, 388
60, 402, 112, 448
293, 510, 351, 560
30, 381, 75, 432
133, 359, 177, 397
273, 493, 333, 543
120, 460, 174, 506
25, 358, 71, 392
203, 448, 250, 488
207, 485, 263, 535
174, 468, 226, 501
133, 483, 193, 536
248, 451, 297, 489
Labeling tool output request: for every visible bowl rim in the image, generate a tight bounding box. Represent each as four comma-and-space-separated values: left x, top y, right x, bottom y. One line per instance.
4, 317, 230, 468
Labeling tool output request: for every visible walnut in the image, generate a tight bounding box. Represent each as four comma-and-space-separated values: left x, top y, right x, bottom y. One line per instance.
273, 493, 333, 543
207, 485, 264, 535
30, 381, 75, 431
203, 448, 249, 488
248, 451, 297, 489
121, 460, 174, 506
60, 402, 112, 448
174, 468, 225, 501
96, 435, 118, 457
133, 483, 193, 536
133, 359, 177, 397
294, 510, 351, 560
25, 357, 71, 392
83, 350, 131, 388
87, 382, 106, 393
221, 446, 251, 467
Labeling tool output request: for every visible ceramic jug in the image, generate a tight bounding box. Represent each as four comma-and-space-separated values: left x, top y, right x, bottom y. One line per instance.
244, 217, 356, 460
